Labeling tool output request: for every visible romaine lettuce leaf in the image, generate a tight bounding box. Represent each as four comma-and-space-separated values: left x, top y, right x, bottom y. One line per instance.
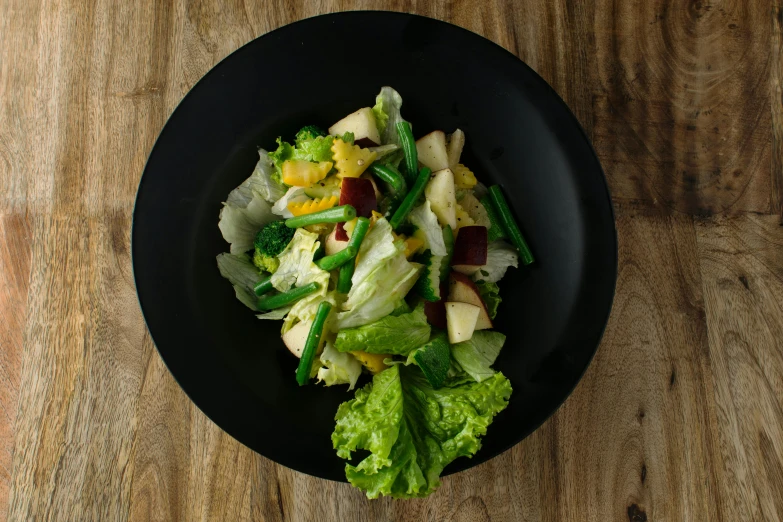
250, 149, 287, 203
373, 87, 409, 146
218, 176, 277, 254
267, 138, 295, 181
332, 364, 512, 499
409, 201, 447, 256
317, 342, 362, 390
334, 303, 431, 355
475, 281, 501, 319
450, 331, 506, 383
336, 218, 422, 329
472, 240, 518, 283
293, 135, 335, 163
216, 253, 262, 310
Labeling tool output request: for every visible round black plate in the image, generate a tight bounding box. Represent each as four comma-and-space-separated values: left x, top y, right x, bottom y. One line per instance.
133, 12, 617, 481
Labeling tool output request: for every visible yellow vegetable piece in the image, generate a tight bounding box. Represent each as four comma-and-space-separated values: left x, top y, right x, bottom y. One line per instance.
402, 237, 424, 258
455, 203, 476, 229
287, 195, 339, 216
350, 351, 390, 374
282, 160, 333, 187
331, 138, 377, 179
452, 163, 477, 189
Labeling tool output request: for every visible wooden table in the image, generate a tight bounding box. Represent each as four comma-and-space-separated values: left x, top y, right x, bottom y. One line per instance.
1, 1, 781, 520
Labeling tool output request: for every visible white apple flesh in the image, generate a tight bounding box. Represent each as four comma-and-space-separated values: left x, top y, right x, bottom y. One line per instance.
448, 272, 493, 330
424, 168, 457, 230
329, 107, 381, 147
416, 131, 450, 171
282, 319, 313, 358
446, 302, 480, 344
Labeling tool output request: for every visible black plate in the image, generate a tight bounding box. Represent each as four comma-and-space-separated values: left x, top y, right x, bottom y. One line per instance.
133, 12, 617, 481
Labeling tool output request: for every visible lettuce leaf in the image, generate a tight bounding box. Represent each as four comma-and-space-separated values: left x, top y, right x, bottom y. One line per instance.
256, 307, 291, 320
271, 186, 310, 219
472, 240, 518, 283
332, 364, 512, 499
373, 87, 409, 146
317, 342, 362, 390
218, 170, 278, 254
334, 303, 431, 355
250, 149, 287, 202
216, 253, 262, 310
450, 331, 506, 383
409, 201, 447, 256
336, 218, 422, 329
294, 135, 335, 163
475, 281, 501, 319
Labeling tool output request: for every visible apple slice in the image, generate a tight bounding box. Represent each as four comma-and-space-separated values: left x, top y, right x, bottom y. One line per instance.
448, 272, 493, 330
282, 319, 313, 358
416, 131, 449, 171
446, 129, 465, 168
325, 227, 349, 255
423, 282, 449, 329
329, 107, 381, 147
425, 168, 457, 230
446, 302, 480, 344
451, 225, 488, 275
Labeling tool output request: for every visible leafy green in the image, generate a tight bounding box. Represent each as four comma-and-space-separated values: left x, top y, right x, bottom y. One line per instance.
317, 342, 362, 390
334, 303, 431, 355
410, 332, 450, 388
339, 131, 355, 145
409, 201, 447, 256
294, 135, 335, 163
216, 253, 262, 310
335, 218, 422, 329
251, 149, 288, 202
267, 138, 295, 183
218, 169, 278, 254
450, 331, 506, 383
472, 240, 518, 284
271, 187, 310, 218
373, 87, 409, 146
295, 125, 328, 144
332, 364, 512, 499
475, 281, 501, 319
256, 307, 291, 320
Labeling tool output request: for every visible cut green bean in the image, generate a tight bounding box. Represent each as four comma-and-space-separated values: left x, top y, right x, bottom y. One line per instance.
253, 275, 274, 296
389, 167, 432, 230
296, 301, 332, 385
315, 245, 357, 271
285, 205, 356, 228
347, 217, 370, 250
369, 163, 407, 196
337, 259, 355, 293
396, 122, 418, 183
487, 185, 534, 265
257, 282, 321, 311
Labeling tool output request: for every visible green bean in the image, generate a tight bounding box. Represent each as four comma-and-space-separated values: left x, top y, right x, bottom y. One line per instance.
347, 217, 370, 250
257, 282, 320, 311
285, 205, 356, 228
315, 245, 357, 271
439, 225, 454, 282
487, 185, 534, 265
389, 167, 432, 230
296, 301, 332, 385
337, 259, 355, 293
253, 275, 273, 296
396, 122, 418, 183
369, 164, 407, 196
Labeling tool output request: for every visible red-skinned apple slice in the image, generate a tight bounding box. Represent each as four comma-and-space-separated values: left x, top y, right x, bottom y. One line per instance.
335, 177, 377, 240
328, 107, 381, 147
448, 272, 493, 330
451, 225, 487, 275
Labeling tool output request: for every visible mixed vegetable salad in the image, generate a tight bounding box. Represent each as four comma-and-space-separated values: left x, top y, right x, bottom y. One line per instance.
216, 87, 534, 498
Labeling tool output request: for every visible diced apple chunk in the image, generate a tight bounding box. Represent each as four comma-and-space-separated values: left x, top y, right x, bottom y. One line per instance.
282, 320, 313, 358
448, 272, 493, 330
329, 107, 381, 147
451, 225, 488, 275
416, 131, 449, 171
446, 302, 480, 344
447, 129, 465, 168
424, 168, 457, 230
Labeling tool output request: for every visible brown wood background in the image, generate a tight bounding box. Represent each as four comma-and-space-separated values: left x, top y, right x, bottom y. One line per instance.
1, 0, 782, 520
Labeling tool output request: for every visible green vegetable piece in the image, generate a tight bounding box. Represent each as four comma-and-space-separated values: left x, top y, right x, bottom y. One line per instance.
450, 331, 506, 383
439, 225, 454, 282
396, 121, 418, 183
295, 125, 328, 144
337, 258, 356, 293
487, 186, 534, 265
253, 275, 274, 296
475, 281, 501, 319
315, 245, 358, 271
369, 164, 407, 196
257, 281, 321, 311
332, 364, 512, 499
253, 221, 296, 273
389, 167, 431, 230
348, 216, 371, 248
334, 303, 431, 355
296, 301, 332, 386
412, 333, 451, 388
481, 195, 507, 242
414, 250, 443, 302
285, 205, 357, 228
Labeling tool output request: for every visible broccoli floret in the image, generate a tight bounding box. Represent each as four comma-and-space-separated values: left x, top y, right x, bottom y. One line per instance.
295, 125, 328, 145
253, 221, 295, 273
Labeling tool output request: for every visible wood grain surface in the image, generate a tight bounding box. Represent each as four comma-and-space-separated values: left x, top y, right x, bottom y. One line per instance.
1, 0, 781, 520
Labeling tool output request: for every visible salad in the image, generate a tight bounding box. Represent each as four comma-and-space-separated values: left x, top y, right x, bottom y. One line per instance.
216, 87, 534, 499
